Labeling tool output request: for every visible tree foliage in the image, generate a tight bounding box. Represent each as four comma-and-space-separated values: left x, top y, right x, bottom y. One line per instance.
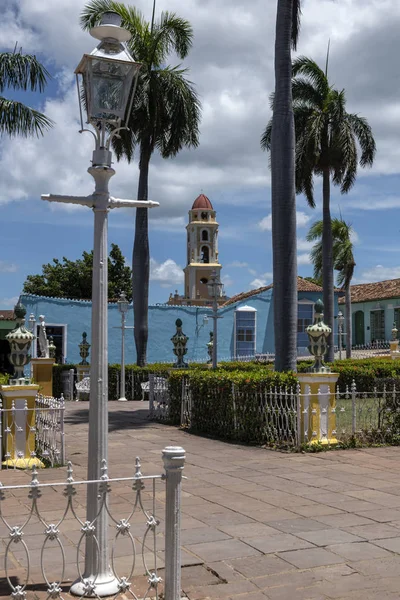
0, 46, 53, 137
23, 244, 132, 301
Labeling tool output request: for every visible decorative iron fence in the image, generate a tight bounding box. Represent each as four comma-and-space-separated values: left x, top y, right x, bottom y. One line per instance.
0, 447, 185, 600
174, 378, 400, 448
0, 394, 65, 469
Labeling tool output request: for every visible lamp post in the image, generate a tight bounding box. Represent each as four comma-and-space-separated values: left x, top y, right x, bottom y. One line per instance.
41, 12, 159, 597
207, 270, 224, 369
337, 310, 345, 360
28, 313, 36, 377
117, 291, 130, 402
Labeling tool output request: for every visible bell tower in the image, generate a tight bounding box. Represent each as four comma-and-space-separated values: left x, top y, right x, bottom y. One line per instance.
183, 194, 223, 304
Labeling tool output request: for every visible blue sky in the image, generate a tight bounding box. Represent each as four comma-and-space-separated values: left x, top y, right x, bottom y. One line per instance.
1, 0, 400, 308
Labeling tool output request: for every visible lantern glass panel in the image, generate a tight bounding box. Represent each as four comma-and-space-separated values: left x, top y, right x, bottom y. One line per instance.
90, 58, 133, 120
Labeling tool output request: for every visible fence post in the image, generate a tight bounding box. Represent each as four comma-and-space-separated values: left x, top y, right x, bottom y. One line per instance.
69, 369, 75, 401
60, 394, 65, 466
351, 379, 356, 436
296, 383, 301, 450
162, 446, 185, 600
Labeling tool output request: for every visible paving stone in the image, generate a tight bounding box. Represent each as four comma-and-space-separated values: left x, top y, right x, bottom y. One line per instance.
277, 547, 344, 569
343, 523, 400, 540
215, 522, 281, 538
312, 514, 374, 528
294, 528, 363, 546
180, 564, 225, 588
327, 541, 392, 561
267, 518, 329, 534
184, 579, 260, 599
372, 536, 400, 553
244, 532, 314, 554
181, 527, 231, 546
185, 539, 261, 562
227, 554, 295, 578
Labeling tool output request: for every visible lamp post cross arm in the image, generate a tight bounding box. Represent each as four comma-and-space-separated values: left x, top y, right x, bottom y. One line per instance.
109, 197, 159, 209
41, 193, 95, 208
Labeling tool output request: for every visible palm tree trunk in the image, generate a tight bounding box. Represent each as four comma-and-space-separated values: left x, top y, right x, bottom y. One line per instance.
271, 0, 298, 372
133, 142, 151, 366
322, 167, 334, 362
345, 284, 352, 358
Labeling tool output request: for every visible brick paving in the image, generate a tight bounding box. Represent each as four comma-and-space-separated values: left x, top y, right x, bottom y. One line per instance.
2, 401, 400, 598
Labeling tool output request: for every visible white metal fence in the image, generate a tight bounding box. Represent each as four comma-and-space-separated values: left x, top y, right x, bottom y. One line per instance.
175, 378, 400, 448
0, 447, 185, 600
0, 394, 65, 469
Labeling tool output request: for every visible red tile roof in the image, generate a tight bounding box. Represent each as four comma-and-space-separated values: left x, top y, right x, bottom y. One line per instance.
0, 310, 15, 320
339, 278, 400, 304
192, 194, 213, 210
222, 277, 323, 307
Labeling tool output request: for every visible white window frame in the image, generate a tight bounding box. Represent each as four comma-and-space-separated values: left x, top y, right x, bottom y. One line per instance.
36, 323, 68, 363
234, 306, 257, 358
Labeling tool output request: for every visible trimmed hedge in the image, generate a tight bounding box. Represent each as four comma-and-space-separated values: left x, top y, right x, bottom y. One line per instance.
168, 370, 298, 444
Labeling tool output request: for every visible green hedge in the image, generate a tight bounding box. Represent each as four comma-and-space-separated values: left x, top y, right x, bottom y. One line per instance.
168, 370, 298, 444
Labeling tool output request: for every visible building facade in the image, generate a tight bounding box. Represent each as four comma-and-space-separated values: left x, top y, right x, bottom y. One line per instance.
20, 277, 339, 365
340, 278, 400, 345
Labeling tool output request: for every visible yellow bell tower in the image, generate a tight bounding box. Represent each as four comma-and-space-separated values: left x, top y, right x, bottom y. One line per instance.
184, 194, 222, 303
167, 194, 225, 306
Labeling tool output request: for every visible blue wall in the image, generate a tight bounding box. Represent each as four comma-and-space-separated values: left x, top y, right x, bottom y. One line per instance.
20, 288, 339, 364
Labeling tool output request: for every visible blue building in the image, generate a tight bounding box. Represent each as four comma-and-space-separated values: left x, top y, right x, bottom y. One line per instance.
20, 277, 340, 365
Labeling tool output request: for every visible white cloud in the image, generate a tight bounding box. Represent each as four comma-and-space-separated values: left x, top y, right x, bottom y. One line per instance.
355, 265, 400, 284
222, 274, 234, 287
297, 238, 313, 252
0, 296, 19, 309
248, 268, 257, 276
0, 261, 18, 273
227, 261, 248, 268
298, 253, 311, 266
296, 212, 312, 228
250, 272, 272, 289
150, 258, 184, 288
258, 215, 272, 231
258, 211, 312, 232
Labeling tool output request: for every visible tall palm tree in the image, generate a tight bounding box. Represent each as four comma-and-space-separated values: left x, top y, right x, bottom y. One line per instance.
263, 56, 375, 362
81, 0, 201, 366
0, 46, 53, 137
307, 218, 356, 359
262, 0, 302, 372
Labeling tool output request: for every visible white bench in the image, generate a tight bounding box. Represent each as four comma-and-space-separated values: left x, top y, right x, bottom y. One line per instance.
140, 377, 168, 401
76, 376, 90, 401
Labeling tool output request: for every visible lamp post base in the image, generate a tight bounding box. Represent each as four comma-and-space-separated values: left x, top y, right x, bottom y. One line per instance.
118, 397, 128, 402
70, 573, 120, 597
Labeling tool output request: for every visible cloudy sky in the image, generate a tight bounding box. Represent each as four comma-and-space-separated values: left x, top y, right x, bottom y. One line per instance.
1, 0, 400, 308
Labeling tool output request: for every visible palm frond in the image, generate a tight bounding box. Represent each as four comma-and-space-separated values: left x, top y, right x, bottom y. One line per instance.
150, 12, 193, 64
347, 113, 376, 167
292, 79, 322, 108
0, 97, 53, 137
0, 51, 51, 93
261, 121, 272, 151
292, 56, 329, 98
291, 0, 302, 50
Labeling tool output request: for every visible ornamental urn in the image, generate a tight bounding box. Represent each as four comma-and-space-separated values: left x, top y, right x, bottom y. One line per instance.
306, 299, 332, 373
6, 302, 34, 382
171, 319, 189, 368
392, 322, 398, 341
79, 332, 91, 365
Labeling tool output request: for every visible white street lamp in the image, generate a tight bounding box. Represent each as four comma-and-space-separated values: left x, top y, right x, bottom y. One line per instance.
337, 310, 345, 360
117, 291, 130, 402
41, 12, 159, 597
207, 271, 224, 369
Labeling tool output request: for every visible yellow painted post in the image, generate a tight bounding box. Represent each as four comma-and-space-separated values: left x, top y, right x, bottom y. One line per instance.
31, 358, 55, 396
297, 373, 339, 446
0, 384, 44, 468
77, 365, 90, 382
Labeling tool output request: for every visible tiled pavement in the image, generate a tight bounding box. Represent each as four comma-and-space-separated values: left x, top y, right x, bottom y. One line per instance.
3, 401, 400, 598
